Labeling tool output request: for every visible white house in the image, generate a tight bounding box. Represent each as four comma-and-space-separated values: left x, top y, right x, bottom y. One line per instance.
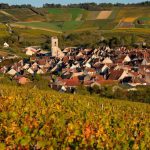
23, 64, 30, 70
37, 69, 44, 74
27, 68, 34, 74
25, 47, 38, 56
123, 55, 131, 63
7, 69, 17, 76
84, 62, 91, 68
3, 42, 9, 48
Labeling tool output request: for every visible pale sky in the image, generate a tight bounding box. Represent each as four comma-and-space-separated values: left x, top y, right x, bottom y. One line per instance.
0, 0, 147, 7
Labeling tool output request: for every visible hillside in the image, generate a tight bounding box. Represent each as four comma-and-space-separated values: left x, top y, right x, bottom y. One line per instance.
0, 7, 150, 32
0, 84, 149, 149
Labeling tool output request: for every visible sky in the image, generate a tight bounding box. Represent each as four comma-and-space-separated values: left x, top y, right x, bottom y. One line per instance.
0, 0, 147, 7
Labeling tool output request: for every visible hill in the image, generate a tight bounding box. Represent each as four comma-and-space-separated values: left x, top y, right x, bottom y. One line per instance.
0, 84, 149, 149
0, 7, 149, 33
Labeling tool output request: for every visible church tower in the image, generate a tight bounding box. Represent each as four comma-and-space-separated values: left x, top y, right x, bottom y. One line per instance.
51, 36, 64, 58
51, 36, 58, 48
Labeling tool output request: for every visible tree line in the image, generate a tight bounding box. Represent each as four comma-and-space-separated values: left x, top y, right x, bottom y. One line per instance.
0, 1, 150, 10
43, 2, 150, 10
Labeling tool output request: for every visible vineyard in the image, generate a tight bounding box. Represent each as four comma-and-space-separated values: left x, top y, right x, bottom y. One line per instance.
0, 84, 150, 149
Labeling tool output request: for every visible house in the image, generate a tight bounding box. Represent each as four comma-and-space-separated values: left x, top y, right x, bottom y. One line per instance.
37, 68, 45, 74
25, 47, 38, 56
141, 58, 150, 66
102, 57, 113, 64
108, 69, 132, 82
60, 86, 67, 92
84, 62, 91, 68
26, 49, 36, 56
23, 64, 30, 70
0, 66, 7, 74
130, 77, 147, 86
7, 69, 17, 76
72, 71, 84, 77
27, 68, 34, 74
101, 64, 109, 75
3, 42, 9, 48
18, 77, 31, 85
144, 73, 150, 84
123, 55, 131, 63
38, 59, 46, 68
85, 68, 96, 76
60, 76, 81, 87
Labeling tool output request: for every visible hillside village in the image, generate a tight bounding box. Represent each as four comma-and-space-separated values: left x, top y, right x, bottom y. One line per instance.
0, 36, 150, 92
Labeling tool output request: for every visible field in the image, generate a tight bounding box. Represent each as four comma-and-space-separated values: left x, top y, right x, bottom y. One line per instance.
16, 21, 84, 32
0, 7, 149, 33
123, 17, 137, 22
0, 84, 149, 149
96, 11, 112, 19
115, 7, 150, 21
4, 8, 45, 22
42, 8, 87, 22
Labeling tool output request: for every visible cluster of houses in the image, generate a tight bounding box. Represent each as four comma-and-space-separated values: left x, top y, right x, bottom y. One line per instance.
0, 37, 150, 92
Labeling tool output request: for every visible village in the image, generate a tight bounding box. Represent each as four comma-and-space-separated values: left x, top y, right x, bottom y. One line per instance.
0, 36, 150, 92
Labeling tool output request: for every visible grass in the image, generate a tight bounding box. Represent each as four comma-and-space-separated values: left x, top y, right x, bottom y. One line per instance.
61, 21, 84, 31
86, 11, 100, 20
79, 20, 117, 30
16, 19, 117, 32
46, 8, 64, 15
44, 8, 85, 22
67, 8, 86, 20
108, 7, 120, 20
16, 21, 84, 32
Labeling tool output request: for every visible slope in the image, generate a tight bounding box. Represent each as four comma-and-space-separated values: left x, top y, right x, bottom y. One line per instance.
0, 84, 149, 149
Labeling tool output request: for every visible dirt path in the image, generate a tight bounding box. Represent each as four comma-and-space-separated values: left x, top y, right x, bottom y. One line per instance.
11, 23, 62, 34
0, 10, 18, 20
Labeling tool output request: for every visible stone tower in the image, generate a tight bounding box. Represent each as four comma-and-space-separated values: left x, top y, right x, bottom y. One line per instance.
51, 36, 58, 48
51, 36, 64, 58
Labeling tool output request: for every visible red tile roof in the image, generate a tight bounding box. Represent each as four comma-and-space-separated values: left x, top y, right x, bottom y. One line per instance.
108, 69, 124, 80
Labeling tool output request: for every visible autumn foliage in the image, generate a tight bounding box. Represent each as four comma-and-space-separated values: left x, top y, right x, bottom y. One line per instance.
0, 85, 150, 149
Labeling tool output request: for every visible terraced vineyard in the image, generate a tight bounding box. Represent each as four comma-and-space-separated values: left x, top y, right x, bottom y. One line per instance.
0, 24, 9, 37
0, 6, 149, 33
0, 84, 149, 149
4, 8, 45, 22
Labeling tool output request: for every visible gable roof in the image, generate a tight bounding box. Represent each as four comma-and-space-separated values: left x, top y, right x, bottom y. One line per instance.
108, 69, 124, 80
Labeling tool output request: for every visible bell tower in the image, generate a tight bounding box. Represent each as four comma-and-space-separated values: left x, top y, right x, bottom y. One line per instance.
51, 36, 58, 48
51, 36, 64, 58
